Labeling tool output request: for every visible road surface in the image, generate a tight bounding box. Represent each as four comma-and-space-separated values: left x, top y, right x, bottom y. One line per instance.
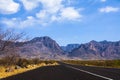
1, 62, 120, 80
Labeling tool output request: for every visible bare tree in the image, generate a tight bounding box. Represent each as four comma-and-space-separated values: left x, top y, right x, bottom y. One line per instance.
0, 28, 26, 66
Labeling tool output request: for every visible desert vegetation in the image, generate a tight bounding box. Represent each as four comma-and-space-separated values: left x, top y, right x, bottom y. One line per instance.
63, 60, 120, 68
0, 58, 58, 79
0, 28, 58, 79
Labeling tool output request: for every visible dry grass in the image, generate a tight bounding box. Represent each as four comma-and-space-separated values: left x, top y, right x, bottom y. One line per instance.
0, 62, 58, 79
63, 60, 120, 68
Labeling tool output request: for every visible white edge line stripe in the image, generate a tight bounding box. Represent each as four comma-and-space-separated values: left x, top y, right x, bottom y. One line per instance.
65, 65, 113, 80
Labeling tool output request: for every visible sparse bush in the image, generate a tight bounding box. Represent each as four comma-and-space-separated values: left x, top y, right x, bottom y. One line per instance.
16, 58, 29, 68
63, 60, 120, 68
32, 58, 40, 64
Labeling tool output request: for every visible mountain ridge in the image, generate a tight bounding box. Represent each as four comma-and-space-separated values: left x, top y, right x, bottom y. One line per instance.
69, 40, 120, 60
16, 36, 65, 59
1, 36, 120, 60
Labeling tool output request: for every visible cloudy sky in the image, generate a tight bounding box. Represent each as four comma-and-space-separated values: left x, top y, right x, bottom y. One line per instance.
0, 0, 120, 46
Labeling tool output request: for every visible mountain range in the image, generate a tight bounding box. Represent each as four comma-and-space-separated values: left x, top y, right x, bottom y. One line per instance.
69, 40, 120, 60
1, 36, 120, 60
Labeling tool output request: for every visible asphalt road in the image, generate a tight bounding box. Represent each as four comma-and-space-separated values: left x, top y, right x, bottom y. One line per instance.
59, 62, 120, 80
1, 62, 120, 80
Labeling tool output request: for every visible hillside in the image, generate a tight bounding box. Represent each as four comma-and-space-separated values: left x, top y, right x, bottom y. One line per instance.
69, 40, 120, 59
16, 36, 66, 59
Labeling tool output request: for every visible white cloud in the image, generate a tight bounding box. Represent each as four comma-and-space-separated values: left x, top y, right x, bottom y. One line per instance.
1, 0, 83, 28
1, 18, 16, 27
35, 0, 63, 23
20, 0, 82, 21
99, 6, 119, 13
40, 0, 63, 13
20, 16, 38, 28
1, 16, 40, 28
20, 0, 63, 12
60, 7, 82, 20
36, 10, 47, 20
20, 0, 40, 11
0, 0, 20, 14
51, 16, 59, 22
101, 0, 106, 2
36, 0, 82, 22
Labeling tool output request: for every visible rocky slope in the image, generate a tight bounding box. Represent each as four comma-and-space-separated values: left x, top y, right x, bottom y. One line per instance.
61, 44, 80, 52
17, 36, 66, 59
69, 40, 120, 59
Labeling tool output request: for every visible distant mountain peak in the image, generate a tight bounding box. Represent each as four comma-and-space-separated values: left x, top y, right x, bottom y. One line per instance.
90, 40, 97, 43
31, 36, 53, 42
61, 44, 80, 52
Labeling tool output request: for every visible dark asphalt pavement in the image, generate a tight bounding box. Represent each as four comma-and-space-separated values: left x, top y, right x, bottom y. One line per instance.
1, 62, 120, 80
59, 62, 120, 80
71, 65, 120, 80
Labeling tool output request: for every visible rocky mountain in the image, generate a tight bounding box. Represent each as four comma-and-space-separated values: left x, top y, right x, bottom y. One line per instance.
69, 40, 120, 60
17, 36, 66, 59
1, 36, 120, 60
61, 44, 80, 52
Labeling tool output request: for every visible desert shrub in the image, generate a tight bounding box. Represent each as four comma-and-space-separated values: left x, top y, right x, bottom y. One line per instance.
63, 60, 120, 68
0, 57, 19, 66
0, 57, 58, 67
16, 58, 29, 68
113, 60, 120, 66
32, 58, 40, 64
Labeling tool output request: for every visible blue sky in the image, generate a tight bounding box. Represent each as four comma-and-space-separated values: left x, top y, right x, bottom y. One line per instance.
0, 0, 120, 46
